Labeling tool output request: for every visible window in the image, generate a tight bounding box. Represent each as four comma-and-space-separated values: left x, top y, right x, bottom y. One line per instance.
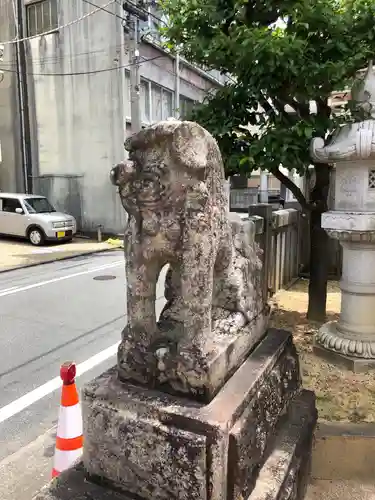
26, 0, 58, 37
151, 83, 174, 122
151, 83, 162, 122
180, 96, 196, 119
140, 79, 150, 123
124, 73, 151, 124
124, 74, 174, 125
369, 169, 375, 189
24, 197, 56, 214
162, 88, 173, 119
1, 198, 23, 213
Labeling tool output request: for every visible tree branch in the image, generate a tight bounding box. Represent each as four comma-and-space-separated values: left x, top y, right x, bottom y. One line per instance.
259, 93, 277, 119
316, 98, 331, 119
272, 97, 295, 123
294, 99, 310, 118
269, 166, 310, 210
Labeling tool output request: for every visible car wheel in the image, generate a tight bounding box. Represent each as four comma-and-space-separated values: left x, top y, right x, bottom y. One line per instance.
28, 227, 45, 246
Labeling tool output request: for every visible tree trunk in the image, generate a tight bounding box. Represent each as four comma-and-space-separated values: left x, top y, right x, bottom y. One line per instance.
307, 208, 330, 321
307, 164, 331, 322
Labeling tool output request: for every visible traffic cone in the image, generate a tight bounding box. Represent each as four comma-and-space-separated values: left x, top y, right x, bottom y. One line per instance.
52, 362, 83, 478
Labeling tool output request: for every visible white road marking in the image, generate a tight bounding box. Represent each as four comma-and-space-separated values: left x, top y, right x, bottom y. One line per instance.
0, 261, 123, 298
0, 286, 18, 293
0, 342, 120, 424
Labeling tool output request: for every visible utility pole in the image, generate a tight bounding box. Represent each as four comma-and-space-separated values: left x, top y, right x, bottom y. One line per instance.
123, 1, 148, 134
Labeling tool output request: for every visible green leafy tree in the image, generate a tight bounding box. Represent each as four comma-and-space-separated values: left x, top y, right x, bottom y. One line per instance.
160, 0, 375, 321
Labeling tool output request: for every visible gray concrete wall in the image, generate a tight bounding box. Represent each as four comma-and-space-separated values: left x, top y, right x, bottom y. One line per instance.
26, 0, 126, 233
0, 0, 23, 193
0, 0, 220, 233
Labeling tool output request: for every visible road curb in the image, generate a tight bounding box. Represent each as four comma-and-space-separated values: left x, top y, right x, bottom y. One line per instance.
312, 421, 375, 481
0, 246, 121, 275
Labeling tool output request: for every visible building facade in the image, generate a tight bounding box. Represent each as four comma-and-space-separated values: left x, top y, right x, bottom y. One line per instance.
0, 0, 224, 233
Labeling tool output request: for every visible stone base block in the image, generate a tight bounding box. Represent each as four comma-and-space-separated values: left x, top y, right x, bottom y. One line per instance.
118, 307, 270, 402
32, 393, 316, 500
248, 390, 316, 500
313, 343, 375, 373
82, 329, 304, 500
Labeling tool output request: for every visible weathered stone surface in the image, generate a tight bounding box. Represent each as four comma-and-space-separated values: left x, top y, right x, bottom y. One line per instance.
110, 120, 267, 399
82, 329, 300, 500
118, 299, 269, 403
228, 341, 301, 499
33, 389, 315, 500
247, 390, 317, 500
83, 389, 206, 500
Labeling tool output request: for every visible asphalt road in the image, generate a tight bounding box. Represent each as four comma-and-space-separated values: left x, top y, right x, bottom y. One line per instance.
0, 250, 167, 500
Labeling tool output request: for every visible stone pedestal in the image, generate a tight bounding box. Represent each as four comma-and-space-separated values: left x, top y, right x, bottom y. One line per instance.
33, 330, 317, 500
312, 171, 375, 367
314, 213, 375, 369
310, 61, 375, 370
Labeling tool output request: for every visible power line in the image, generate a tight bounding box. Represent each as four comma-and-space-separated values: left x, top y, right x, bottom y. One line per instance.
83, 0, 127, 22
0, 42, 129, 67
0, 46, 216, 93
0, 0, 217, 87
0, 54, 165, 76
0, 0, 116, 45
114, 0, 167, 25
0, 0, 166, 66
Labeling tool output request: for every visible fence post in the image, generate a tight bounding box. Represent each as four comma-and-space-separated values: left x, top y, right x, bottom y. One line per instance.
249, 203, 273, 303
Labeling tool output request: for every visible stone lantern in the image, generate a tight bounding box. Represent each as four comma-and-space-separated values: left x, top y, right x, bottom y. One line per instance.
311, 61, 375, 371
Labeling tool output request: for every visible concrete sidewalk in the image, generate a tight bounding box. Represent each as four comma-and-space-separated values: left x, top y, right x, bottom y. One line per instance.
0, 237, 122, 272
0, 427, 55, 500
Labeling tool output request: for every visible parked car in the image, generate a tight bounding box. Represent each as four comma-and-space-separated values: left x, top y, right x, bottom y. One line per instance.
0, 193, 77, 246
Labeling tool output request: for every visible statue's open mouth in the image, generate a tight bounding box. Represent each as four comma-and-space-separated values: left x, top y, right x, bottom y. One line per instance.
109, 168, 119, 186
110, 161, 136, 187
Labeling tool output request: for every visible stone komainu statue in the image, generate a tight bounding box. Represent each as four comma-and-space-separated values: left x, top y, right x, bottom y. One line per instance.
110, 120, 263, 394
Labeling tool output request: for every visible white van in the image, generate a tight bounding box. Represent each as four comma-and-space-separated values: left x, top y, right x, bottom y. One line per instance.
0, 193, 77, 246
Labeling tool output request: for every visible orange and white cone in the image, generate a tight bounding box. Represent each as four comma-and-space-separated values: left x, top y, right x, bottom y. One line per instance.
52, 362, 83, 478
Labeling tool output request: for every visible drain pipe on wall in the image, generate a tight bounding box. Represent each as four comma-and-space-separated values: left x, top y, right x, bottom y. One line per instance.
15, 0, 32, 194
174, 52, 180, 118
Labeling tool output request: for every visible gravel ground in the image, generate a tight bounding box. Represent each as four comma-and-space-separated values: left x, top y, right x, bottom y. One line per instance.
306, 479, 375, 499
270, 279, 375, 422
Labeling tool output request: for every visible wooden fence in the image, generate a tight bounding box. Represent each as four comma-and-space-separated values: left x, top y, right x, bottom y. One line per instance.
230, 188, 258, 212
248, 205, 301, 300
239, 202, 342, 303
